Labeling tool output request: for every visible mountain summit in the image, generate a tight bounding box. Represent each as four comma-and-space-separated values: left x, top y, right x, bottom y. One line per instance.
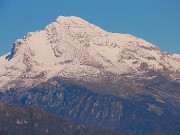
0, 16, 180, 90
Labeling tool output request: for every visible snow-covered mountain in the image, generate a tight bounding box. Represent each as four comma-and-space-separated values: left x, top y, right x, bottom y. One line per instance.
1, 16, 180, 135
0, 16, 180, 91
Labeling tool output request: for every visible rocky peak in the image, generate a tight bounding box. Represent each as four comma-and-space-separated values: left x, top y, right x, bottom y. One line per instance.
0, 16, 180, 90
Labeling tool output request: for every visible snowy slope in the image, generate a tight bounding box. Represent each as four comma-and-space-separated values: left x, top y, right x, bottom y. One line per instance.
173, 54, 180, 61
0, 16, 180, 90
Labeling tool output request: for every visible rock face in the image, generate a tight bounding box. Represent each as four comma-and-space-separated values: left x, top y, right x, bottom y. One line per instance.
0, 16, 180, 135
1, 78, 180, 135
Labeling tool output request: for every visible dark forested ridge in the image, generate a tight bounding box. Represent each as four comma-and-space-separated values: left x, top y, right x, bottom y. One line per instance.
0, 103, 120, 135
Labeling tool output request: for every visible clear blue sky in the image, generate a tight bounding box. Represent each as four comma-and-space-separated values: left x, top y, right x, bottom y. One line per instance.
0, 0, 180, 56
